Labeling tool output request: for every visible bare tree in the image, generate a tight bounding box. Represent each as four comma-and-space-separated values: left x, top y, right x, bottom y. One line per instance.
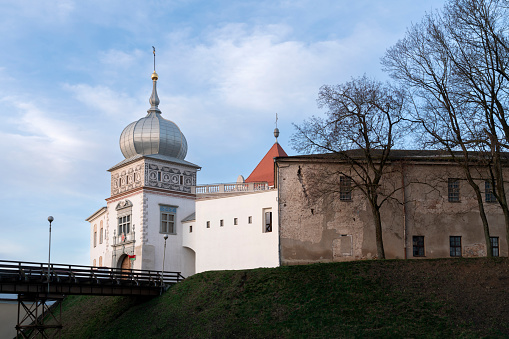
291, 76, 407, 259
383, 0, 509, 256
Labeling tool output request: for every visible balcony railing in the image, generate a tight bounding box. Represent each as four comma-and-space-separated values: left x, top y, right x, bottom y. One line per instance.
192, 182, 271, 194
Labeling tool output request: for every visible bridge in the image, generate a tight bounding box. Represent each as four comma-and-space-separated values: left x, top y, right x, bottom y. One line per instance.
0, 260, 185, 338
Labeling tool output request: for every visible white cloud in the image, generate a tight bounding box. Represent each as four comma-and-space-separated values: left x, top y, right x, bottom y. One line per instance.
0, 97, 100, 190
64, 83, 143, 121
99, 49, 145, 69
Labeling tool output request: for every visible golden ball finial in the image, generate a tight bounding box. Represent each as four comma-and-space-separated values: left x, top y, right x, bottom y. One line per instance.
151, 71, 158, 81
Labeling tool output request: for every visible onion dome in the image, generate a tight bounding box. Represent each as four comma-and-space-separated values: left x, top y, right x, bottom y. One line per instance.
119, 71, 188, 160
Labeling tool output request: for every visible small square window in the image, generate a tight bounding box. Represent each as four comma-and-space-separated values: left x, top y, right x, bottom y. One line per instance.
248, 216, 252, 224
450, 236, 462, 257
234, 218, 238, 225
220, 219, 224, 227
206, 221, 210, 228
448, 179, 460, 202
412, 236, 425, 257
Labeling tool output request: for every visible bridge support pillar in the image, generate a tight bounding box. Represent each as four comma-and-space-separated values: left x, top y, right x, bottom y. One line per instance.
16, 294, 64, 339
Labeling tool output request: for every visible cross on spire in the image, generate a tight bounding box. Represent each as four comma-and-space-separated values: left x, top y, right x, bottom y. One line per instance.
152, 46, 156, 72
274, 113, 280, 143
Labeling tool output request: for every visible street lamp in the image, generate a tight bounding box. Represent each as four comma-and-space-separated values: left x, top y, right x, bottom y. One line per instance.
162, 234, 169, 279
47, 216, 54, 293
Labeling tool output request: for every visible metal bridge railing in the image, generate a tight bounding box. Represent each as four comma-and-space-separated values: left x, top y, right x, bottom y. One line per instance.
0, 259, 185, 296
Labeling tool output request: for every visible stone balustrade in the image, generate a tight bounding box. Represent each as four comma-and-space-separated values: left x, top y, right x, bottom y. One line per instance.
192, 182, 271, 194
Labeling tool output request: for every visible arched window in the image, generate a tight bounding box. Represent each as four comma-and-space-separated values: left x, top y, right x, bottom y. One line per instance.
99, 256, 102, 267
93, 224, 97, 247
99, 220, 104, 244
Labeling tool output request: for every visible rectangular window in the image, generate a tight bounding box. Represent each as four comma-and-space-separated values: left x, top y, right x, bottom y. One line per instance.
450, 236, 462, 257
157, 171, 162, 181
220, 219, 224, 227
118, 215, 131, 236
340, 176, 352, 201
485, 181, 496, 203
160, 205, 177, 234
180, 175, 184, 185
264, 210, 272, 233
234, 218, 238, 225
206, 221, 210, 228
490, 237, 499, 257
94, 231, 97, 248
412, 236, 425, 257
189, 225, 193, 233
448, 178, 460, 202
248, 216, 252, 224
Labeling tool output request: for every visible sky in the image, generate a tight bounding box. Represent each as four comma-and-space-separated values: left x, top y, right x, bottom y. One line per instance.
0, 0, 447, 266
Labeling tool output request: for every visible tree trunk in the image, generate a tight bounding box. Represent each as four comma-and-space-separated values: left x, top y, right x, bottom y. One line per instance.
466, 174, 492, 257
371, 202, 385, 259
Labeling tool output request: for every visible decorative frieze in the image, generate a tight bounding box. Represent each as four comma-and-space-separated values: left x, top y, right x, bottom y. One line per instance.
111, 163, 144, 196
111, 159, 197, 197
145, 162, 196, 193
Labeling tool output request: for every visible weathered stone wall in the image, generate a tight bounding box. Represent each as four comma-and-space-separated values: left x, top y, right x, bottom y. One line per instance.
403, 163, 508, 258
278, 159, 508, 264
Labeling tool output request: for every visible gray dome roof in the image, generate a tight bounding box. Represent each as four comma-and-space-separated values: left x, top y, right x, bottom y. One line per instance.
119, 72, 188, 160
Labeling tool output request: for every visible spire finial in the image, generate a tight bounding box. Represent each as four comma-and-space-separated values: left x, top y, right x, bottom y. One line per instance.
148, 47, 161, 114
153, 46, 156, 71
151, 46, 158, 81
274, 113, 280, 143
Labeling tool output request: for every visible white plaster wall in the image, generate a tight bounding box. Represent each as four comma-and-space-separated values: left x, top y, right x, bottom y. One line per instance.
89, 211, 107, 267
142, 191, 196, 276
184, 190, 279, 274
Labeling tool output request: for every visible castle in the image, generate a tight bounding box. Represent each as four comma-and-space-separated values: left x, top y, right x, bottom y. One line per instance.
87, 69, 509, 277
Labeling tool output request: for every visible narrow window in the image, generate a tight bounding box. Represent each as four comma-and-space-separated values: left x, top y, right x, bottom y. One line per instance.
248, 216, 252, 224
206, 221, 210, 228
234, 218, 238, 225
180, 175, 184, 185
340, 176, 352, 201
485, 181, 496, 203
412, 236, 425, 257
99, 221, 104, 245
490, 237, 499, 257
220, 219, 224, 227
93, 259, 96, 267
264, 210, 272, 233
99, 256, 102, 267
158, 171, 162, 181
190, 225, 193, 233
94, 231, 97, 247
450, 236, 462, 257
448, 179, 460, 202
160, 205, 177, 234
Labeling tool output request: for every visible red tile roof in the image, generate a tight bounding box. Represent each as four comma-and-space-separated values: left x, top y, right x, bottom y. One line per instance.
245, 143, 288, 186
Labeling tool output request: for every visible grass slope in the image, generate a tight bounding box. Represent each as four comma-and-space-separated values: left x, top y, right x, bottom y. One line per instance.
55, 258, 509, 338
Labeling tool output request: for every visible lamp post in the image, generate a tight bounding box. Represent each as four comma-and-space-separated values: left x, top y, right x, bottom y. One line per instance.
162, 234, 168, 280
47, 216, 54, 294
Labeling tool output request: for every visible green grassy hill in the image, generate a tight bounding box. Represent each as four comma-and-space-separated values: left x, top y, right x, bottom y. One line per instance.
54, 258, 509, 338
